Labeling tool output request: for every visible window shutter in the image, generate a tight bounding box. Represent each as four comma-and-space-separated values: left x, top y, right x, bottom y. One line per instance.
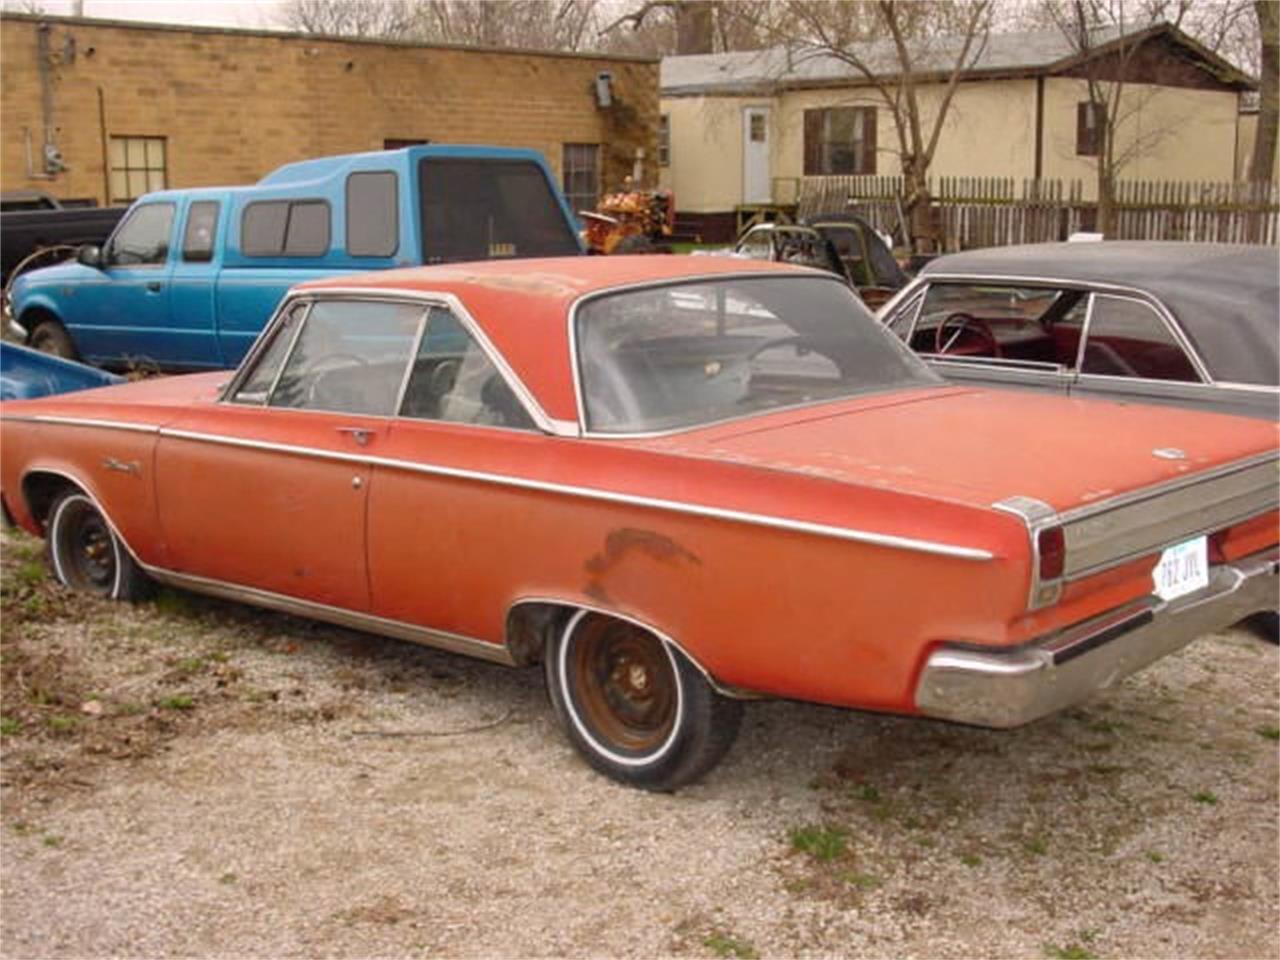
804, 110, 823, 176
861, 107, 877, 174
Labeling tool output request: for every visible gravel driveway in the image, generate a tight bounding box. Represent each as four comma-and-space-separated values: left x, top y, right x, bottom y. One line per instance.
1, 527, 1276, 959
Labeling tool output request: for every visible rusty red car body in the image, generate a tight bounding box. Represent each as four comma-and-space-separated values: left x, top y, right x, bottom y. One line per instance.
2, 256, 1276, 789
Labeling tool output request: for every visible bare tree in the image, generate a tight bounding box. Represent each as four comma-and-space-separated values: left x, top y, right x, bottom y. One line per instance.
770, 1, 993, 253
1251, 0, 1278, 182
601, 0, 772, 55
279, 0, 607, 52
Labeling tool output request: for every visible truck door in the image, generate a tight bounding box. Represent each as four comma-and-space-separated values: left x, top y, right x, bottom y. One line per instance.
166, 199, 224, 367
69, 201, 176, 367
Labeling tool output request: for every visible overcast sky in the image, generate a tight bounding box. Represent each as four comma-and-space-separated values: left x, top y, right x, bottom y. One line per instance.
22, 0, 288, 29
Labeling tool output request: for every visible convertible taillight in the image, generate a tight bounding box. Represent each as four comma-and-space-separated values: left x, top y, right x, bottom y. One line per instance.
1038, 525, 1065, 581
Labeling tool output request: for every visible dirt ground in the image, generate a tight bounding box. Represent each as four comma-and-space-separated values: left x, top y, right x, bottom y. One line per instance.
1, 525, 1277, 959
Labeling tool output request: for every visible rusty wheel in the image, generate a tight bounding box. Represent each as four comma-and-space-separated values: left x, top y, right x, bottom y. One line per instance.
47, 490, 149, 601
545, 610, 743, 791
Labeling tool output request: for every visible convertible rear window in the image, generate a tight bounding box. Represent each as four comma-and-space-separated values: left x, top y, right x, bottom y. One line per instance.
575, 276, 937, 434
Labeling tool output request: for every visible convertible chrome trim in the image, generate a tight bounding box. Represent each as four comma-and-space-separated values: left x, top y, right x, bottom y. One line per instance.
156, 425, 993, 560
1, 414, 160, 434
141, 566, 517, 666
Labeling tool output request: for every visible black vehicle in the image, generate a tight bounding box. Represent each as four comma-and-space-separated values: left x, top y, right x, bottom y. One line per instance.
879, 241, 1279, 421
0, 190, 127, 282
733, 213, 908, 309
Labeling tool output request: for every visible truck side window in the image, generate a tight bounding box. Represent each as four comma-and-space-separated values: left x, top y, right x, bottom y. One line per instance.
242, 200, 331, 257
182, 201, 220, 263
346, 172, 398, 257
105, 202, 175, 266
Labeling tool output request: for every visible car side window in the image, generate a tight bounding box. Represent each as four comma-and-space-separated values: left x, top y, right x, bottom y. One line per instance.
229, 302, 308, 405
105, 203, 176, 266
268, 300, 424, 414
399, 307, 535, 430
884, 290, 923, 341
1081, 295, 1200, 382
736, 229, 772, 259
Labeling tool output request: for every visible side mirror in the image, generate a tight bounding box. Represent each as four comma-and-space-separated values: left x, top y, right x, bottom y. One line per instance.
77, 245, 103, 269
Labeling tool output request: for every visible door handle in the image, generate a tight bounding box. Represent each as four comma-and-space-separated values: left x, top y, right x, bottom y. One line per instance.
146, 281, 162, 292
335, 426, 374, 446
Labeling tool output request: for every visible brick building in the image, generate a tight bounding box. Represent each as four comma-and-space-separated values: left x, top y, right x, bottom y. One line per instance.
0, 13, 659, 210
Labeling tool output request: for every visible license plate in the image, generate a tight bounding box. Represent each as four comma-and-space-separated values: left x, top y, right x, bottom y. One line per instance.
1153, 536, 1209, 601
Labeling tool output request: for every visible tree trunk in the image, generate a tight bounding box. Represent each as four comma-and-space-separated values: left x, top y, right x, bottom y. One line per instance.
675, 1, 715, 54
1251, 0, 1279, 183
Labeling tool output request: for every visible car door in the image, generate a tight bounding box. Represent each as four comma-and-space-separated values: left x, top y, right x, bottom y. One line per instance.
67, 201, 177, 366
153, 297, 425, 612
165, 198, 225, 367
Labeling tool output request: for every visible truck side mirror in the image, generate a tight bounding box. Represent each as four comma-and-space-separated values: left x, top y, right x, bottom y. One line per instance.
77, 245, 103, 269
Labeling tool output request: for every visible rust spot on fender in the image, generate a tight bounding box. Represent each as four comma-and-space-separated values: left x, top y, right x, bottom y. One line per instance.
585, 527, 701, 577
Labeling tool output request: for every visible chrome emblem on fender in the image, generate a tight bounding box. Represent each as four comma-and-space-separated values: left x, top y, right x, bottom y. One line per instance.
1152, 448, 1187, 460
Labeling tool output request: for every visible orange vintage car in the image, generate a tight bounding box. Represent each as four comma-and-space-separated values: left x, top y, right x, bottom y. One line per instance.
2, 256, 1277, 790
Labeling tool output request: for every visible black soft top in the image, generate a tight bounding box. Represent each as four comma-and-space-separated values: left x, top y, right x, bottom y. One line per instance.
921, 242, 1279, 385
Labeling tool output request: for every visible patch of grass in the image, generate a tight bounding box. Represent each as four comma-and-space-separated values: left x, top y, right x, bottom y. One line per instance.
703, 932, 759, 960
14, 560, 47, 588
789, 824, 849, 862
1255, 725, 1280, 741
115, 702, 146, 717
157, 695, 195, 711
959, 853, 982, 867
1146, 851, 1165, 863
41, 834, 63, 847
1024, 836, 1048, 856
0, 716, 22, 736
843, 871, 881, 890
1044, 944, 1096, 960
151, 589, 194, 618
850, 783, 881, 803
218, 872, 237, 885
46, 715, 79, 733
174, 657, 207, 675
1192, 790, 1218, 805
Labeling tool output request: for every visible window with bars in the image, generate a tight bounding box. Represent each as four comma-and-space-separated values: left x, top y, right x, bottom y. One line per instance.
803, 107, 877, 176
109, 136, 167, 203
1076, 101, 1104, 156
562, 143, 600, 214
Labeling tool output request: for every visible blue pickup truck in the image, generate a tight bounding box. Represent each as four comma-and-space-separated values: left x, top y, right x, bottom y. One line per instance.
7, 145, 582, 370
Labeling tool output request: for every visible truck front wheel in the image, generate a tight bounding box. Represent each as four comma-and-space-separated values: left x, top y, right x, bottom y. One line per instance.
28, 318, 78, 360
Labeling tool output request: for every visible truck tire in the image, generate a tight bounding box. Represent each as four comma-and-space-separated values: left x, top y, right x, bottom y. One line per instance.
28, 318, 78, 360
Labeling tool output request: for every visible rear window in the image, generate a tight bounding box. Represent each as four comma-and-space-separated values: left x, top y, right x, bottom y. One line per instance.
418, 157, 579, 263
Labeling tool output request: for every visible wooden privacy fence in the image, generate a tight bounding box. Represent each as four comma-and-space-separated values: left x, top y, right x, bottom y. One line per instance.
797, 175, 1280, 248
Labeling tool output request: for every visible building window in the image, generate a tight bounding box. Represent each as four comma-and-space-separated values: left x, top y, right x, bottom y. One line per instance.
563, 143, 599, 214
109, 136, 167, 203
384, 138, 430, 149
803, 107, 876, 175
658, 115, 670, 167
1077, 101, 1104, 156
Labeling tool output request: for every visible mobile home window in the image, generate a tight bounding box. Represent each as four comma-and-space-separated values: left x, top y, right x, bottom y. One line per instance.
242, 200, 331, 256
1076, 101, 1104, 156
803, 107, 876, 175
346, 171, 399, 257
109, 136, 167, 203
658, 115, 670, 167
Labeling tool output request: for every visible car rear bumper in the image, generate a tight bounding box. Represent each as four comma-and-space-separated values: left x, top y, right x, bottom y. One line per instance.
914, 546, 1280, 728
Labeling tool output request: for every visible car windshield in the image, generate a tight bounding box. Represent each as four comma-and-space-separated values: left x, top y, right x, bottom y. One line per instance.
575, 276, 939, 434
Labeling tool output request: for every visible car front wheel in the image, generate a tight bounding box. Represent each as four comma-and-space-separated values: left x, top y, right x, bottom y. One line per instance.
47, 490, 149, 601
545, 610, 743, 791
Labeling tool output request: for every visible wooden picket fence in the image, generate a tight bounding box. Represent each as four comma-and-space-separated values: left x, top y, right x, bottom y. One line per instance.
797, 175, 1280, 248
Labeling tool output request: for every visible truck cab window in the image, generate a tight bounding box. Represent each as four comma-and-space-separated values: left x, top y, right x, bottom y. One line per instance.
182, 201, 220, 262
106, 203, 175, 266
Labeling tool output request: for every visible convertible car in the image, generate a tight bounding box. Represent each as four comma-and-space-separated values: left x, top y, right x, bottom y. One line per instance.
2, 256, 1277, 790
879, 242, 1279, 420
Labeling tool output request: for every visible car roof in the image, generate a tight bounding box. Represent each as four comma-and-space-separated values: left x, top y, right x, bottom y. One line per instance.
296, 255, 828, 421
920, 242, 1279, 385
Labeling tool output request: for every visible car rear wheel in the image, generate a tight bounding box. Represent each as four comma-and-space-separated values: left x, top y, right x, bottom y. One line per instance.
47, 490, 149, 601
28, 319, 78, 360
545, 610, 743, 791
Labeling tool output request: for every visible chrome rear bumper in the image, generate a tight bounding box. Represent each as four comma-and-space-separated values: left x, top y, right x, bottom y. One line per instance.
914, 546, 1279, 728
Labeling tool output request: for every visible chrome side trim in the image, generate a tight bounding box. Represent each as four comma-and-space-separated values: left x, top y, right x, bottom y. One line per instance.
507, 596, 765, 700
156, 426, 993, 560
1, 414, 160, 434
991, 495, 1061, 609
142, 566, 516, 666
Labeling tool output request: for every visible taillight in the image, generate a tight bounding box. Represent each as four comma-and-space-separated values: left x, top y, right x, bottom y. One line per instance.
1038, 525, 1065, 580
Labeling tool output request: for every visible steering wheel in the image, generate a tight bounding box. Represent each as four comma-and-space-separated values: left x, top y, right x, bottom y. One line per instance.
934, 313, 1002, 358
304, 352, 370, 407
